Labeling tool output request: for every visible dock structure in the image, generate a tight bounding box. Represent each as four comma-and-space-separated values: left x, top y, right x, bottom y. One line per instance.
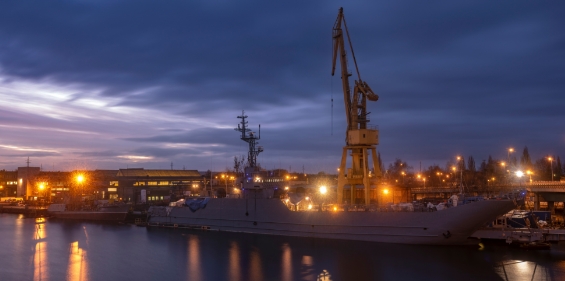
410, 181, 565, 212
471, 227, 565, 243
526, 181, 565, 213
0, 205, 48, 217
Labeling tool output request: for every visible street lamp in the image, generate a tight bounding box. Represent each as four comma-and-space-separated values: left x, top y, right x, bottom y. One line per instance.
508, 148, 514, 163
319, 185, 327, 211
221, 174, 227, 189
76, 174, 85, 204
526, 170, 533, 183
456, 156, 462, 187
401, 171, 405, 184
547, 157, 554, 181
515, 171, 524, 191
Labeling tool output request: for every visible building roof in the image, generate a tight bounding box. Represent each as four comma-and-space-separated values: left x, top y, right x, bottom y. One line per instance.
93, 170, 119, 178
117, 169, 201, 178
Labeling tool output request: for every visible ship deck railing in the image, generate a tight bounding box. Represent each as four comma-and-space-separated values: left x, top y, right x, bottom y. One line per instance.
283, 202, 438, 212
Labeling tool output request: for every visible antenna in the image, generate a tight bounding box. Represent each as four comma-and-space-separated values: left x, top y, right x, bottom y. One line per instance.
235, 111, 263, 168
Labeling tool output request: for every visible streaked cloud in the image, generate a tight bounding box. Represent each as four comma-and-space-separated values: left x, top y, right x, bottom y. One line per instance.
0, 1, 563, 172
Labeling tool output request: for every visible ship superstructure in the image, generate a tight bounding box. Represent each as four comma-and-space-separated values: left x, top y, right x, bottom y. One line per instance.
234, 111, 265, 191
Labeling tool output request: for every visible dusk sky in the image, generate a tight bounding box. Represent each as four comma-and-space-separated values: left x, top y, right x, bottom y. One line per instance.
0, 1, 563, 173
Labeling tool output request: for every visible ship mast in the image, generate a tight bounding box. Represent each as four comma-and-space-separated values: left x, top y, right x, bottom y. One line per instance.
235, 110, 263, 168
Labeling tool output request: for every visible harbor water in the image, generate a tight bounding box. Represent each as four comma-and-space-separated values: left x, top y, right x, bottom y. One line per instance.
1, 214, 564, 281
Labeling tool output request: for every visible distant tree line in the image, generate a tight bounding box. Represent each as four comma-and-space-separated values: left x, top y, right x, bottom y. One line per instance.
381, 146, 563, 194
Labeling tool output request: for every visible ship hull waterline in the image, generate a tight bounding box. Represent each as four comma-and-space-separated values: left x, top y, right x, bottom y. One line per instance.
147, 198, 515, 245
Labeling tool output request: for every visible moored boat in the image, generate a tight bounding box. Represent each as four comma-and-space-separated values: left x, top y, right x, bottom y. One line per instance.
147, 197, 515, 245
47, 203, 129, 222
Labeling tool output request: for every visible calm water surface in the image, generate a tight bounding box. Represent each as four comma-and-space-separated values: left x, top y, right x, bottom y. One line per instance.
1, 214, 564, 281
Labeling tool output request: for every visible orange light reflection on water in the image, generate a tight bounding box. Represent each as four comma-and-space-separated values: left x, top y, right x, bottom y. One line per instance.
281, 243, 292, 281
187, 235, 202, 281
67, 241, 88, 281
33, 241, 48, 281
249, 250, 264, 281
228, 241, 241, 281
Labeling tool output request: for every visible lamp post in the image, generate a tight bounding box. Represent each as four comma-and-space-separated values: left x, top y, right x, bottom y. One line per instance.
500, 161, 507, 184
526, 170, 533, 183
222, 174, 228, 189
508, 148, 514, 164
515, 171, 524, 184
451, 165, 460, 194
401, 171, 405, 184
76, 174, 84, 198
547, 157, 554, 181
456, 156, 464, 194
319, 185, 327, 211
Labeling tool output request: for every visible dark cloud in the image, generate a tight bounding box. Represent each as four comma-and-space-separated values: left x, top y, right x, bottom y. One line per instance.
0, 152, 60, 158
0, 0, 563, 172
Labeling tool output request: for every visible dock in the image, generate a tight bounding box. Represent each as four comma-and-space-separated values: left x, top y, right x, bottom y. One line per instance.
471, 227, 565, 243
0, 205, 49, 217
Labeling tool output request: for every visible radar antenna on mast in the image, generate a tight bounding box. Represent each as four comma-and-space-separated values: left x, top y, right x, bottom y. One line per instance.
235, 110, 263, 168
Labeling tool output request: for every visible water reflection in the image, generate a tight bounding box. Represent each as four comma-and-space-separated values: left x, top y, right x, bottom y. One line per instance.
33, 219, 48, 280
495, 260, 553, 280
229, 241, 241, 281
301, 255, 315, 280
249, 248, 264, 281
317, 269, 332, 281
2, 215, 565, 281
187, 235, 202, 281
68, 241, 88, 281
33, 241, 48, 281
281, 243, 292, 281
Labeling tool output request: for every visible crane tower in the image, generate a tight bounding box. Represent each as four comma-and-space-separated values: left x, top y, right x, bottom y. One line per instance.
332, 7, 382, 205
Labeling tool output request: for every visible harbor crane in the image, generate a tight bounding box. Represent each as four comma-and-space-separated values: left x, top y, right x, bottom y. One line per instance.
332, 7, 382, 205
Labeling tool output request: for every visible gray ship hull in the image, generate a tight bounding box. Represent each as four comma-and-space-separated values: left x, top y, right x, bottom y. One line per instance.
147, 198, 515, 245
